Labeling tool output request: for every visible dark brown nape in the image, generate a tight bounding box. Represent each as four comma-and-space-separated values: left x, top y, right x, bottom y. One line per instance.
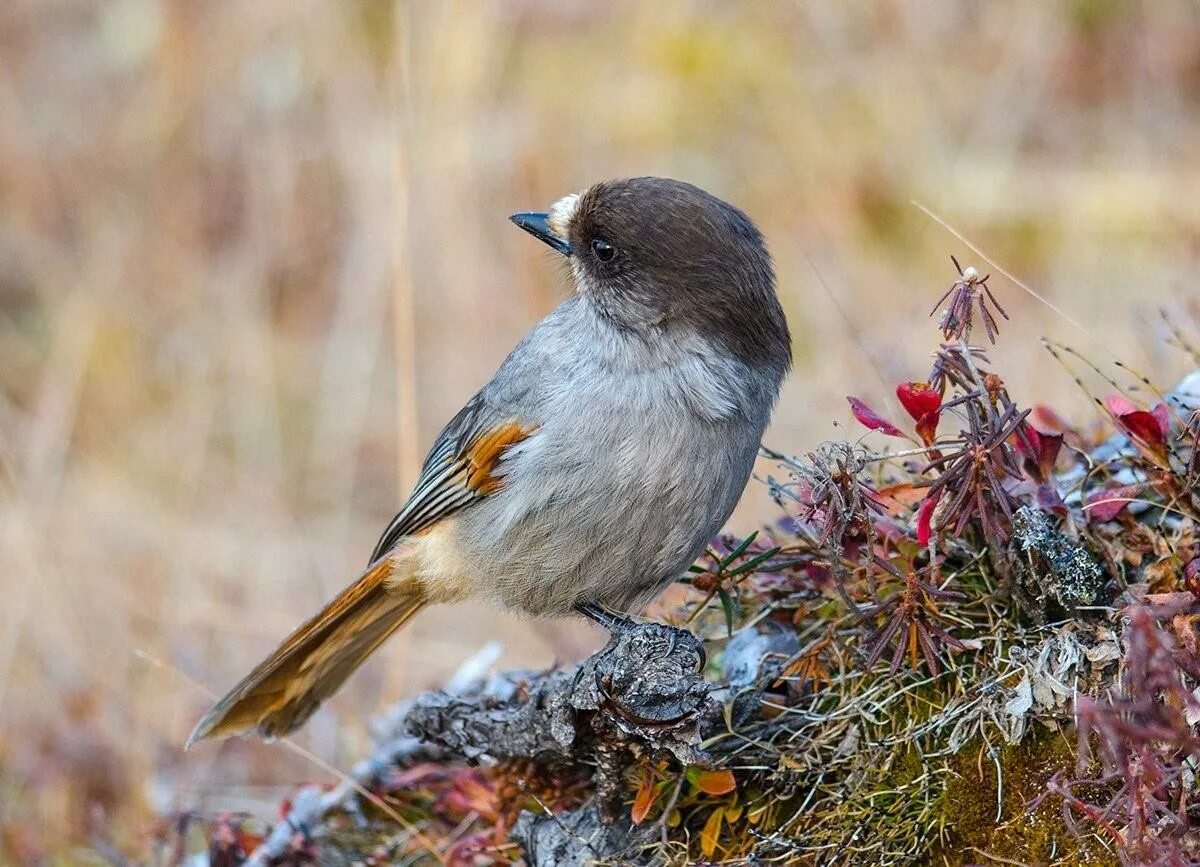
570, 177, 792, 375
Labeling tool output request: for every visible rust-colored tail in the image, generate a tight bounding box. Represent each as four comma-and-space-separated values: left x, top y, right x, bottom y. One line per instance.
187, 557, 426, 746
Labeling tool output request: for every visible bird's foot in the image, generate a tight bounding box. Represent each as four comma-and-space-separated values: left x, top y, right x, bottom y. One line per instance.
588, 621, 710, 730
574, 602, 639, 634
575, 602, 707, 671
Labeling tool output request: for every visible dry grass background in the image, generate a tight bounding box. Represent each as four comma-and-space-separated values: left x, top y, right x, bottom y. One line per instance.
2, 0, 1200, 860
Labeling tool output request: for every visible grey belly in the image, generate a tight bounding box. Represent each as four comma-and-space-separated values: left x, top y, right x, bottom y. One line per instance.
452, 415, 759, 616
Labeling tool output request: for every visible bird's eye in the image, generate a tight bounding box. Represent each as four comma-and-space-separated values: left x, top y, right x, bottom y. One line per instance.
590, 238, 615, 262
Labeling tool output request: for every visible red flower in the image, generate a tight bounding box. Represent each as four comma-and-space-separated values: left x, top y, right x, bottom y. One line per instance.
896, 380, 941, 420
896, 381, 942, 445
847, 396, 905, 438
1105, 395, 1169, 460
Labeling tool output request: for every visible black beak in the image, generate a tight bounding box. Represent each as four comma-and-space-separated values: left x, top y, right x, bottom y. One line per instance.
510, 212, 572, 256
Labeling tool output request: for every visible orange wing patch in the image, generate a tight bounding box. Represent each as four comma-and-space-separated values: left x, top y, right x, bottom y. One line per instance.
369, 416, 538, 564
463, 420, 538, 495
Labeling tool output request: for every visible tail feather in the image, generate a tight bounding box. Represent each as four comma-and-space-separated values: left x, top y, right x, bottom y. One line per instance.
187, 557, 426, 746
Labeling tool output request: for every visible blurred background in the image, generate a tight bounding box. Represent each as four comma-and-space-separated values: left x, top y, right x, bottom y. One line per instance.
3, 0, 1200, 860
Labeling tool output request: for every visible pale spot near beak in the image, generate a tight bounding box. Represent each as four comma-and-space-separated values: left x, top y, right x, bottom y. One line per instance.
547, 191, 583, 239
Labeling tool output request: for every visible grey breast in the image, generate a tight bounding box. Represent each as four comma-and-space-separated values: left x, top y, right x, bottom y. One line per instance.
452, 297, 778, 616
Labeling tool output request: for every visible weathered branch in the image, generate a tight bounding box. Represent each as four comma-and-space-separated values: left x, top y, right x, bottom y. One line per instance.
407, 622, 712, 822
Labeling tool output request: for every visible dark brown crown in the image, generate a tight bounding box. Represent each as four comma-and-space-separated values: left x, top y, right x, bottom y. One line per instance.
567, 177, 791, 374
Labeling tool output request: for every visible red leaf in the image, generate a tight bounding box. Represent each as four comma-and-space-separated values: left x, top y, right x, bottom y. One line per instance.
847, 396, 905, 438
1152, 403, 1170, 439
1104, 394, 1139, 417
441, 770, 500, 822
1014, 421, 1039, 457
1035, 431, 1064, 478
896, 381, 942, 421
1085, 484, 1146, 522
1122, 410, 1168, 446
1105, 395, 1168, 457
388, 762, 448, 790
1015, 422, 1063, 480
916, 491, 940, 546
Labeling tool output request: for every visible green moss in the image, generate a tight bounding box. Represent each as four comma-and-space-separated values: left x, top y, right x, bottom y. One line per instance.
934, 728, 1113, 866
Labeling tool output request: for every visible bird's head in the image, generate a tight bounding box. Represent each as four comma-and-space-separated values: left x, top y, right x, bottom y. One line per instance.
512, 177, 791, 375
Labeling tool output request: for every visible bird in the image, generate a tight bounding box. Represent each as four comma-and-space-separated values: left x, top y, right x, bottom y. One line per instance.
187, 176, 791, 746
